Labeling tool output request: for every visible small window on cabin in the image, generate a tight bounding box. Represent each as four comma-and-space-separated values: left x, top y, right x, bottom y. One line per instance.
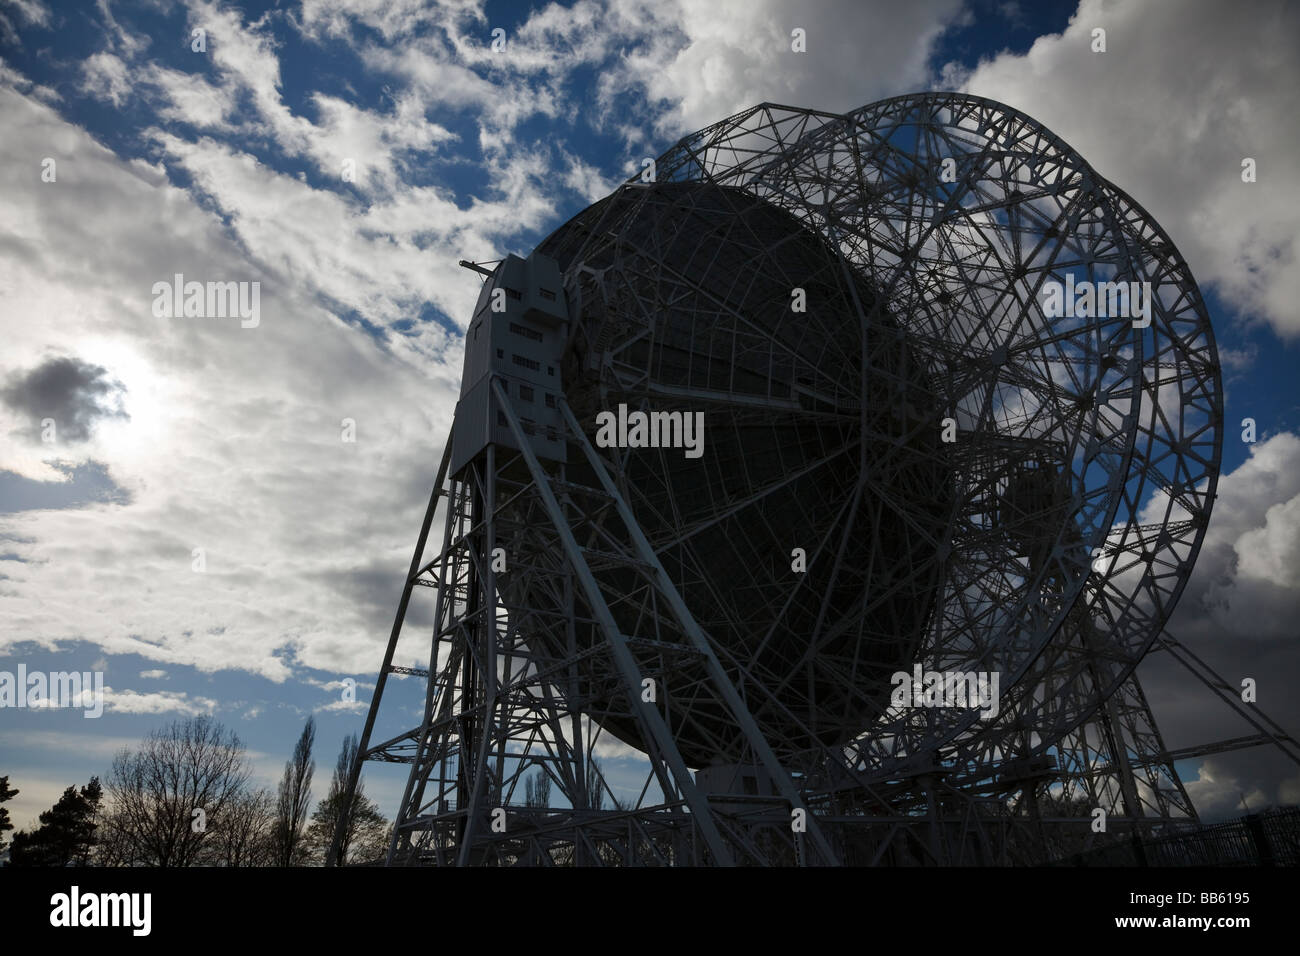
496, 348, 504, 359
545, 393, 555, 409
519, 386, 534, 402
539, 288, 556, 301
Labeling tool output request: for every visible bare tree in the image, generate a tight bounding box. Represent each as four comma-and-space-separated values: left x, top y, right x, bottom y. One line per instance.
305, 734, 387, 865
102, 717, 250, 867
273, 716, 315, 866
349, 823, 393, 864
524, 768, 551, 808
585, 757, 629, 811
203, 787, 276, 867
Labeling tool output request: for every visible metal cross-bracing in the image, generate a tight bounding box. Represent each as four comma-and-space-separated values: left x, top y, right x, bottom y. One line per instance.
343, 384, 844, 865
328, 93, 1295, 866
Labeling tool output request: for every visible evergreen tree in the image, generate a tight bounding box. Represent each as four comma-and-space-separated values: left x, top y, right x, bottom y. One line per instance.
8, 777, 102, 866
0, 776, 18, 856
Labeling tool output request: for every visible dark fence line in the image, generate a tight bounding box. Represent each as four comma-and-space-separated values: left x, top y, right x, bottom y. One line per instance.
1053, 805, 1300, 866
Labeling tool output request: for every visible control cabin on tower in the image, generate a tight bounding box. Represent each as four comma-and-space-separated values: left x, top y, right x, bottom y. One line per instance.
450, 252, 569, 476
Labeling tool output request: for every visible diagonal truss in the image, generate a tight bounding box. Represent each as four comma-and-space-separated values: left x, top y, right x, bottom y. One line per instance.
334, 380, 844, 865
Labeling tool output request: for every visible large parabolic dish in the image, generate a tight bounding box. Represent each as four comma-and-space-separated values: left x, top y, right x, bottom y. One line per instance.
337, 92, 1228, 870
536, 180, 952, 767
517, 92, 1220, 776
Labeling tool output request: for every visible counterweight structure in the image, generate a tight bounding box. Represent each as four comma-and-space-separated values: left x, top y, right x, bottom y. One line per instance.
330, 93, 1296, 866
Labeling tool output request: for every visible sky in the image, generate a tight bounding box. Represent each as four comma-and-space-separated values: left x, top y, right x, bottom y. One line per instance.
1, 0, 1298, 837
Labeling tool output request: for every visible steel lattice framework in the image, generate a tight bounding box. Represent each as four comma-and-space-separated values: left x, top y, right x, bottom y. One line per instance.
326, 93, 1283, 867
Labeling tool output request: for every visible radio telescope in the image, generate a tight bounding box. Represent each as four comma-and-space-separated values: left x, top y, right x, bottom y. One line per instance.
328, 93, 1275, 867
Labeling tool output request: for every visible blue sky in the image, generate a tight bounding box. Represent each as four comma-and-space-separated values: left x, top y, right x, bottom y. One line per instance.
1, 0, 1298, 835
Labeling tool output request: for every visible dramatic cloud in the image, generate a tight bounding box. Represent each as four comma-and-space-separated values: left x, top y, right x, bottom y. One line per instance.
607, 0, 966, 137
957, 0, 1300, 339
1176, 432, 1300, 645
0, 84, 461, 680
1, 356, 127, 443
297, 0, 968, 148
1137, 432, 1300, 819
1185, 755, 1298, 821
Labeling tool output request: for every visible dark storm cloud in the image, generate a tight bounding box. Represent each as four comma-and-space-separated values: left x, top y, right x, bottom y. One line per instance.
314, 554, 438, 639
1133, 433, 1300, 820
1, 355, 127, 442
